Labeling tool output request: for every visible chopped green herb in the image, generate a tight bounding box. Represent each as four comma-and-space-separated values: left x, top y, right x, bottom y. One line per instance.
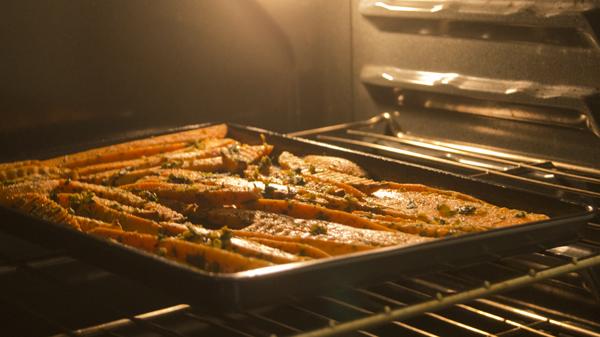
139, 190, 159, 202
82, 191, 95, 204
220, 227, 233, 244
161, 161, 181, 169
406, 200, 417, 209
436, 203, 456, 217
263, 183, 277, 198
66, 191, 95, 211
229, 144, 240, 154
315, 211, 328, 221
167, 173, 193, 184
417, 213, 430, 223
457, 205, 477, 215
515, 211, 527, 218
193, 139, 206, 149
258, 155, 272, 174
2, 179, 16, 186
180, 230, 197, 241
309, 223, 327, 235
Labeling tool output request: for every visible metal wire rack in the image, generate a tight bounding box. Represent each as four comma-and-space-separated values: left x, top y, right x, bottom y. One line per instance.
289, 112, 600, 199
1, 231, 599, 337
2, 113, 600, 336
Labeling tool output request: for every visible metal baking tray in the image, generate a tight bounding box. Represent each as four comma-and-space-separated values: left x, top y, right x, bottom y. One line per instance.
0, 123, 595, 310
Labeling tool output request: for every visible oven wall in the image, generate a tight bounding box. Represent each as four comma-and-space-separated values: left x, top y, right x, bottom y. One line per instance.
0, 0, 352, 158
2, 0, 599, 166
351, 0, 600, 166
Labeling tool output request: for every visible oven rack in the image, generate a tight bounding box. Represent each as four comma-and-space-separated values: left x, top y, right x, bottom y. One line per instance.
0, 227, 597, 337
289, 112, 600, 199
0, 234, 594, 337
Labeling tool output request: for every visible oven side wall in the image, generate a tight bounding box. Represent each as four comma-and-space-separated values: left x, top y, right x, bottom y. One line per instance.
351, 0, 600, 166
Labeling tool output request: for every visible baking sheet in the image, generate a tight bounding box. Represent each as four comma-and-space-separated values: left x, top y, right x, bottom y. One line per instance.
0, 123, 595, 310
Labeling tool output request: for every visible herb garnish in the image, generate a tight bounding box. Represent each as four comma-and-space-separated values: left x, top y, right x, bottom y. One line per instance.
161, 161, 181, 169
263, 183, 277, 198
138, 190, 159, 202
258, 156, 272, 174
309, 223, 327, 235
457, 205, 477, 215
167, 174, 193, 184
436, 203, 456, 217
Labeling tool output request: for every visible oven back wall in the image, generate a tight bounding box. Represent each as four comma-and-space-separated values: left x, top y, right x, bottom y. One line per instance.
0, 1, 352, 159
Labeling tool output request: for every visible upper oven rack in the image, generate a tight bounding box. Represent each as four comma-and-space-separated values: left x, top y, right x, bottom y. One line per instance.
289, 112, 600, 199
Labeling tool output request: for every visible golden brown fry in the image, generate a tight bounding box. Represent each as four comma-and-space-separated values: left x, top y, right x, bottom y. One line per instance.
75, 138, 237, 176
245, 237, 330, 259
221, 144, 274, 172
44, 124, 228, 168
71, 143, 187, 176
0, 193, 80, 231
179, 156, 225, 172
91, 226, 272, 272
89, 227, 159, 252
233, 230, 372, 256
241, 199, 394, 232
365, 183, 483, 203
352, 211, 466, 237
56, 193, 163, 235
120, 181, 261, 207
228, 237, 307, 263
0, 165, 72, 182
303, 155, 368, 177
0, 179, 62, 197
159, 237, 273, 272
0, 160, 41, 171
56, 180, 185, 222
75, 216, 122, 232
278, 151, 365, 197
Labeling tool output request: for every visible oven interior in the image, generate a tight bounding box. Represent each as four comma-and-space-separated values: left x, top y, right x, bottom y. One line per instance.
1, 1, 600, 336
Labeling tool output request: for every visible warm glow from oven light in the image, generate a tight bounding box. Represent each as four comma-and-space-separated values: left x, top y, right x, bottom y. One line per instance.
382, 72, 394, 81
373, 1, 444, 13
457, 158, 501, 170
408, 71, 459, 86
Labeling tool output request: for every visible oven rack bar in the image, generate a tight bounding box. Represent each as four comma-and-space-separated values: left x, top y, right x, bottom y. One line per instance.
346, 129, 600, 185
42, 250, 600, 337
293, 253, 600, 337
319, 134, 600, 199
289, 112, 600, 198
